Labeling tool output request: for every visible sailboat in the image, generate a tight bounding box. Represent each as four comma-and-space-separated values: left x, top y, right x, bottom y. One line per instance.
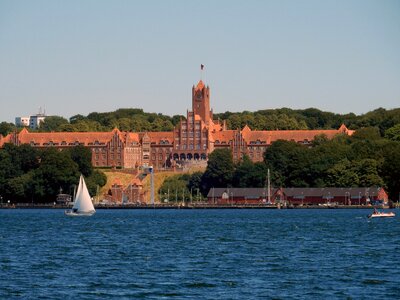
65, 175, 96, 216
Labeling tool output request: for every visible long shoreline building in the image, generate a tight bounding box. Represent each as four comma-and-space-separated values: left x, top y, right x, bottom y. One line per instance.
0, 79, 354, 169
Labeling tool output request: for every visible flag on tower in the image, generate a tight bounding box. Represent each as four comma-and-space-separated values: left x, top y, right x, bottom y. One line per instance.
201, 64, 204, 70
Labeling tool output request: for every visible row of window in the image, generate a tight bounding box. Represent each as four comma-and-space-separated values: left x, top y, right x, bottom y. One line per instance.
152, 148, 173, 153
95, 161, 121, 166
181, 123, 201, 129
151, 155, 165, 161
32, 141, 84, 146
88, 141, 105, 145
94, 154, 121, 160
175, 144, 207, 150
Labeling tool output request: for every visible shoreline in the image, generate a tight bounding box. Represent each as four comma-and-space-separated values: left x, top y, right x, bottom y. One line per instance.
0, 204, 392, 210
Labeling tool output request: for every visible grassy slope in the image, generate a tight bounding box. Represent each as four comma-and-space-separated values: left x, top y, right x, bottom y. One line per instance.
100, 165, 206, 203
99, 171, 136, 195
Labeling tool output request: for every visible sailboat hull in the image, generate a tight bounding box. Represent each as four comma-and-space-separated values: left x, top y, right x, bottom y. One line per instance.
65, 210, 95, 217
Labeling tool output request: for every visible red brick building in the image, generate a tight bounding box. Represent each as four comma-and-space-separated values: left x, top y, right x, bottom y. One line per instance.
104, 178, 144, 204
207, 187, 389, 206
0, 79, 354, 169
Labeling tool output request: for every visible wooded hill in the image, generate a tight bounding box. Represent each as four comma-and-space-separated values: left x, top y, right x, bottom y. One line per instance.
1, 107, 400, 136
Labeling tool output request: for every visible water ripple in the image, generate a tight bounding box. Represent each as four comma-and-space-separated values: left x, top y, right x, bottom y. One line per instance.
0, 209, 399, 299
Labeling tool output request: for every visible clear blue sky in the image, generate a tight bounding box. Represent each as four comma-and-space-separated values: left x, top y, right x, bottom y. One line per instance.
0, 0, 399, 123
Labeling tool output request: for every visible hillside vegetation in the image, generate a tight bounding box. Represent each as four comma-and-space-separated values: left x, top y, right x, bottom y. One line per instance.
2, 107, 400, 136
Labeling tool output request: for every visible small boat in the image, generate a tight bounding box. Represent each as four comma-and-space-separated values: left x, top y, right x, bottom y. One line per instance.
368, 208, 395, 219
65, 175, 95, 216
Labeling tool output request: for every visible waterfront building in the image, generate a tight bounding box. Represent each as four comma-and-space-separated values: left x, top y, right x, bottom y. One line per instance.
207, 187, 389, 206
1, 79, 354, 169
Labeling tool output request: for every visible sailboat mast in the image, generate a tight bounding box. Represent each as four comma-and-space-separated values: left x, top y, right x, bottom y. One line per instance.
73, 184, 77, 202
267, 168, 271, 203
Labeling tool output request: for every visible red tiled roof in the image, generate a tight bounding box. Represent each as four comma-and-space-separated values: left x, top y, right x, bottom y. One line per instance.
126, 132, 140, 143
211, 130, 235, 143
130, 178, 143, 186
210, 125, 353, 145
112, 178, 122, 186
16, 130, 116, 146
143, 131, 174, 144
243, 128, 349, 144
0, 133, 11, 147
338, 124, 355, 135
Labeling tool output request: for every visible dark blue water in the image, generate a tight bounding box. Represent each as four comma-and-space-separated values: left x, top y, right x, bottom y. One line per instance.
0, 209, 399, 299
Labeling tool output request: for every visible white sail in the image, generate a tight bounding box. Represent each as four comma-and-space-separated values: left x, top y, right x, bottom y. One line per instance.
68, 175, 95, 215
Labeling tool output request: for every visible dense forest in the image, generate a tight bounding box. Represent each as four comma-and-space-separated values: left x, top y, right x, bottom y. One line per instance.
1, 107, 400, 136
0, 145, 107, 204
160, 126, 400, 201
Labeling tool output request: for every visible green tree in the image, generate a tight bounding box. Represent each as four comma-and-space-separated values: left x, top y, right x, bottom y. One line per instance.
354, 159, 384, 187
233, 155, 267, 187
188, 171, 203, 191
385, 124, 400, 141
39, 116, 69, 131
351, 127, 381, 140
34, 148, 79, 202
264, 140, 311, 187
0, 122, 16, 136
69, 114, 87, 123
227, 115, 242, 129
116, 118, 133, 131
5, 172, 35, 202
201, 149, 234, 194
159, 174, 190, 202
67, 145, 93, 177
85, 170, 107, 196
326, 159, 360, 187
381, 141, 400, 200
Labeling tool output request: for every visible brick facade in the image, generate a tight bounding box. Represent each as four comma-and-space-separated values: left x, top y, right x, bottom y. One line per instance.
0, 80, 354, 169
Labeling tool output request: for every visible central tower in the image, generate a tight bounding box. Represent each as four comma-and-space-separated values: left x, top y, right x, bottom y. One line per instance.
192, 80, 212, 124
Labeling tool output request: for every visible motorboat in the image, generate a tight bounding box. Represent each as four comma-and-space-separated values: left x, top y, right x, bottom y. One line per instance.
368, 209, 395, 219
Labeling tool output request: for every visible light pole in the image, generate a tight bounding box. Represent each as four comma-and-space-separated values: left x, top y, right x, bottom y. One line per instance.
358, 192, 361, 206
